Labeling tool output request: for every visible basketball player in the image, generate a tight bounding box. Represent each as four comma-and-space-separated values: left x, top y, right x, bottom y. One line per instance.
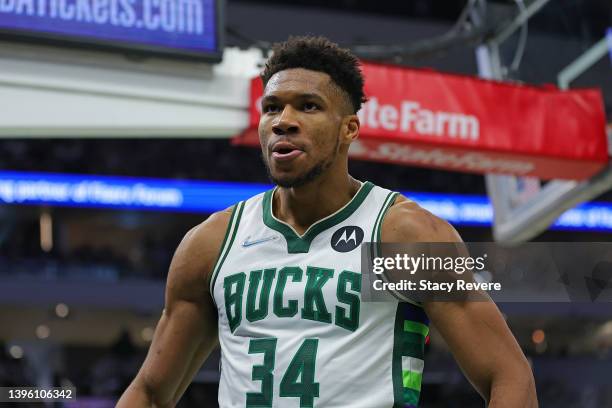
118, 37, 537, 407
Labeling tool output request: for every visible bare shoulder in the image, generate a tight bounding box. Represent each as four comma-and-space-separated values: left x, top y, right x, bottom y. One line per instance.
381, 194, 462, 243
166, 206, 236, 302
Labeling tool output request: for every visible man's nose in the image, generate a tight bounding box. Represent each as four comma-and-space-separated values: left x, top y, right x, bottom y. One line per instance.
272, 106, 300, 135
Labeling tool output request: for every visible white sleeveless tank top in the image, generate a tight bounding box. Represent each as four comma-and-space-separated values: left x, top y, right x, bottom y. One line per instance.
210, 181, 429, 408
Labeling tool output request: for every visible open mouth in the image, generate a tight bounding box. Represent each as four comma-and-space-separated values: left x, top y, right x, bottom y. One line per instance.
275, 147, 295, 154
271, 143, 304, 161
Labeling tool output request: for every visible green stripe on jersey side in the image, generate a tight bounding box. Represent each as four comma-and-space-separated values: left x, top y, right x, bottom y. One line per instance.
393, 304, 428, 407
378, 191, 428, 407
209, 201, 245, 298
403, 388, 420, 406
402, 370, 423, 391
402, 335, 425, 360
404, 321, 430, 337
392, 304, 406, 408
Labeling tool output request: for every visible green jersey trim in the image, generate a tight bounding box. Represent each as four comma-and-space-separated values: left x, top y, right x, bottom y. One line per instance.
372, 192, 424, 309
392, 304, 428, 407
392, 305, 405, 407
209, 201, 245, 297
262, 181, 375, 254
374, 193, 428, 407
370, 191, 397, 257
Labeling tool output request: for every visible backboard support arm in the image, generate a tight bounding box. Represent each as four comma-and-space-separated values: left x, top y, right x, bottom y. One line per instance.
474, 0, 611, 243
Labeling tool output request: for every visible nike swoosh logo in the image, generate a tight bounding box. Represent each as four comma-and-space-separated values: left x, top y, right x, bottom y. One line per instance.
241, 235, 278, 247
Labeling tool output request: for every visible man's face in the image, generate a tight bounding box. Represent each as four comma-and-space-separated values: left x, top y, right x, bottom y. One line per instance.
258, 68, 350, 188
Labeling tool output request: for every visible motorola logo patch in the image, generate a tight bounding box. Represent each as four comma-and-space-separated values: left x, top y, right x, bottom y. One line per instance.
331, 226, 364, 253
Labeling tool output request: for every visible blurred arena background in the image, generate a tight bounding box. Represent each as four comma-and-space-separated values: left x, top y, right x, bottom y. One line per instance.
0, 0, 611, 407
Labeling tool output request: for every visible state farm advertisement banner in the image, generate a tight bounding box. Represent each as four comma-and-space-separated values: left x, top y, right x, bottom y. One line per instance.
234, 63, 608, 180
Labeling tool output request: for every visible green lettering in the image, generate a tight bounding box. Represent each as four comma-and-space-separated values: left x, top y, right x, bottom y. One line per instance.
246, 338, 277, 407
274, 266, 303, 317
279, 338, 320, 407
246, 268, 276, 322
301, 266, 333, 323
335, 270, 361, 332
223, 272, 246, 332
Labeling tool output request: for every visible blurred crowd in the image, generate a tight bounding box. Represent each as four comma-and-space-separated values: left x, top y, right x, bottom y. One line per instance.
0, 139, 487, 195
2, 336, 611, 407
0, 227, 175, 281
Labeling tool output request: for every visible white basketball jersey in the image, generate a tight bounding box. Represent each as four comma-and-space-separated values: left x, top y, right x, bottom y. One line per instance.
210, 181, 429, 408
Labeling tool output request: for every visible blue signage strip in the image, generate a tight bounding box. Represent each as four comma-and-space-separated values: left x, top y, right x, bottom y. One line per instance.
0, 0, 219, 56
0, 170, 265, 213
0, 171, 611, 232
410, 191, 612, 232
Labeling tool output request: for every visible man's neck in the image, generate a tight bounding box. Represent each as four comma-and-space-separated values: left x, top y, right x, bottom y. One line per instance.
273, 173, 361, 235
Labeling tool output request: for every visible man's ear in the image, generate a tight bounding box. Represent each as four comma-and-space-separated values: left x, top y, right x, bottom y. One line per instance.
341, 115, 360, 145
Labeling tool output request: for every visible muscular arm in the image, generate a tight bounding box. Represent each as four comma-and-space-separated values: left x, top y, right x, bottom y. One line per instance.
117, 207, 233, 408
381, 196, 538, 407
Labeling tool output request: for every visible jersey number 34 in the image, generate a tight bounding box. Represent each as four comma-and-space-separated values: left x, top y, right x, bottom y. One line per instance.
247, 338, 319, 408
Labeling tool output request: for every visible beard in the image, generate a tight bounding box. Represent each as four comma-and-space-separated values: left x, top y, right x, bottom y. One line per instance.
267, 158, 330, 188
263, 138, 339, 188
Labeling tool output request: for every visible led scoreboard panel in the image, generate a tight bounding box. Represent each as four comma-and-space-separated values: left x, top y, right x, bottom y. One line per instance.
0, 0, 223, 60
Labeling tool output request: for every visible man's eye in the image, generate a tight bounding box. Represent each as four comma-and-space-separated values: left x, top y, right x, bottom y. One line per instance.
303, 102, 319, 112
263, 105, 280, 113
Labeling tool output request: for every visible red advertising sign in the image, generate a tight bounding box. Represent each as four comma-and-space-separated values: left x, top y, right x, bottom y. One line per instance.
234, 63, 608, 180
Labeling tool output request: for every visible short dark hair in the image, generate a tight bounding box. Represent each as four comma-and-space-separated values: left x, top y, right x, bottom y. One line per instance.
261, 36, 366, 114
